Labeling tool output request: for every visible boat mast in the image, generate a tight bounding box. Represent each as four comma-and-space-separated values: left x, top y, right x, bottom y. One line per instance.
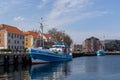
40, 17, 44, 47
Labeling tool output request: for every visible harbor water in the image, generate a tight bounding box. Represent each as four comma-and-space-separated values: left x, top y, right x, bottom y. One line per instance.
0, 55, 120, 80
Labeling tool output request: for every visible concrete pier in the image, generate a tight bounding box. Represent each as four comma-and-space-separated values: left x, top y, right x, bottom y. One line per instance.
0, 52, 31, 66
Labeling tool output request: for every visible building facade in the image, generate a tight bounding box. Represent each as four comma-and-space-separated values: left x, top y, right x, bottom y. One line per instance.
24, 31, 55, 49
104, 40, 120, 51
84, 36, 100, 52
24, 31, 39, 49
0, 24, 24, 51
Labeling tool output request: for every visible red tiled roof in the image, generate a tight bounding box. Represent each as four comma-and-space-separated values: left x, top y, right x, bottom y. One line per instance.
44, 34, 56, 41
24, 31, 40, 38
44, 34, 51, 39
0, 24, 23, 35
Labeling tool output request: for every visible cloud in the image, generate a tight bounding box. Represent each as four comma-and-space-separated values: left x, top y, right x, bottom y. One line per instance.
13, 16, 25, 22
44, 0, 107, 28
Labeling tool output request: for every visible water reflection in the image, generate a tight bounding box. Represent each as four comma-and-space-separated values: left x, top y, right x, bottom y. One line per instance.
0, 64, 30, 80
30, 62, 71, 80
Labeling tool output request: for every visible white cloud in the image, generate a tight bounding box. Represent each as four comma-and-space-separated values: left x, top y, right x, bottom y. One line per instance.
44, 0, 107, 28
13, 16, 25, 22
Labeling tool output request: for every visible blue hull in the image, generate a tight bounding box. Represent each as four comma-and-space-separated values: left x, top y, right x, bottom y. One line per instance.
29, 48, 72, 63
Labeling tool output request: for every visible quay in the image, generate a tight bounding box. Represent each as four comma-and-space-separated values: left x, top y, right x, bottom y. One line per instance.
72, 51, 120, 58
0, 52, 31, 66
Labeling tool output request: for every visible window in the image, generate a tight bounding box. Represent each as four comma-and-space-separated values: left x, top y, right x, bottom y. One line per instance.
23, 36, 24, 39
11, 46, 13, 49
14, 40, 16, 44
14, 34, 16, 38
17, 35, 19, 38
20, 35, 22, 39
26, 38, 28, 41
11, 33, 13, 38
8, 39, 10, 43
8, 33, 10, 37
8, 45, 10, 49
22, 41, 24, 44
17, 41, 19, 44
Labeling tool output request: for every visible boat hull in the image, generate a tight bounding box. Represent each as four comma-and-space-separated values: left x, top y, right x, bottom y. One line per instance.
29, 48, 72, 64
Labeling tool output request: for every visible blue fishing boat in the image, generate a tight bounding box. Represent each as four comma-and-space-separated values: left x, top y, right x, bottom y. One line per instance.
29, 19, 72, 64
29, 42, 72, 64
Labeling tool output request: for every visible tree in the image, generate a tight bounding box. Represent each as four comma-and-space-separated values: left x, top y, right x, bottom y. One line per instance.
47, 28, 73, 46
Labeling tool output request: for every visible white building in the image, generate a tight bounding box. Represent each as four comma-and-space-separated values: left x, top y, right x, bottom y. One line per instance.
0, 24, 24, 51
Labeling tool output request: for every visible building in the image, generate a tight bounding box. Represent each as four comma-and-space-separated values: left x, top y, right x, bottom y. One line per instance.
104, 40, 120, 51
24, 31, 40, 49
43, 34, 55, 48
84, 36, 100, 52
0, 24, 24, 51
24, 31, 55, 49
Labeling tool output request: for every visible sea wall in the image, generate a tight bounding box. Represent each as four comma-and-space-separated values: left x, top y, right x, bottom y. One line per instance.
0, 52, 31, 66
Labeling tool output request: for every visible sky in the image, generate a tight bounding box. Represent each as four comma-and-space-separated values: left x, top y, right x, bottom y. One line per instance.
0, 0, 120, 44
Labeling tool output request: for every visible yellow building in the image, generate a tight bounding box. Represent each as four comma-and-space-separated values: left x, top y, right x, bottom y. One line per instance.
24, 31, 39, 49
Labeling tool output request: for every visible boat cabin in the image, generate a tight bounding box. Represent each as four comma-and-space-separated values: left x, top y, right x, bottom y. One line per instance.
49, 42, 69, 54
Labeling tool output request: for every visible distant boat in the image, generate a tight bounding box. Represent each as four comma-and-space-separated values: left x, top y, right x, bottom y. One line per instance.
96, 49, 105, 56
29, 19, 72, 64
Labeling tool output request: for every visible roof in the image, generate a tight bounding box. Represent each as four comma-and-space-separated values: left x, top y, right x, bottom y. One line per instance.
86, 36, 99, 40
44, 34, 51, 39
44, 34, 56, 41
24, 31, 40, 38
0, 24, 23, 35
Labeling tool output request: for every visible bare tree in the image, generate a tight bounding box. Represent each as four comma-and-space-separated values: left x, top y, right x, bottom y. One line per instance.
47, 28, 73, 46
